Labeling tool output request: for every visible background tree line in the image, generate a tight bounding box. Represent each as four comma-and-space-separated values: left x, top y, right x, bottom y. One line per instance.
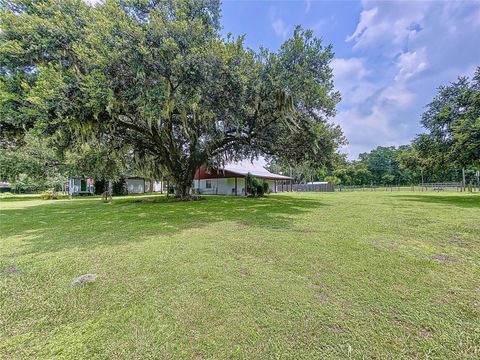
272, 67, 479, 186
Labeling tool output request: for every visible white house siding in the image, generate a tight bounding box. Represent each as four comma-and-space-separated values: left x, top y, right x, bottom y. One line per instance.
68, 178, 81, 195
267, 179, 276, 192
153, 181, 164, 192
68, 178, 94, 195
127, 179, 145, 194
194, 177, 246, 195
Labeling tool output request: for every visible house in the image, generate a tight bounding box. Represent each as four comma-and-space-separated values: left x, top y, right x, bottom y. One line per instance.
125, 177, 146, 194
152, 181, 165, 192
126, 177, 167, 194
0, 181, 11, 193
68, 177, 94, 196
193, 161, 293, 195
68, 176, 165, 196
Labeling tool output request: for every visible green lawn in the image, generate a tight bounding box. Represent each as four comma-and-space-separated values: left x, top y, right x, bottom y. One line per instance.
1, 192, 479, 359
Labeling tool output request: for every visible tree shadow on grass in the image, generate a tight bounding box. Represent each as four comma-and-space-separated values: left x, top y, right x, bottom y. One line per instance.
0, 194, 329, 256
394, 194, 480, 209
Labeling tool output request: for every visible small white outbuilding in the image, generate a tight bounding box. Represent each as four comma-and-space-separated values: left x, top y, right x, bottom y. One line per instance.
126, 177, 146, 194
68, 177, 94, 196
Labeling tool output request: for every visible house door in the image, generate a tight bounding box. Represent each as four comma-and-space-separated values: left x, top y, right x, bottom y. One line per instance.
80, 179, 87, 192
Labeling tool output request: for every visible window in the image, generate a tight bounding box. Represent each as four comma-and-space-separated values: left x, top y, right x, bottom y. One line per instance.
206, 180, 212, 189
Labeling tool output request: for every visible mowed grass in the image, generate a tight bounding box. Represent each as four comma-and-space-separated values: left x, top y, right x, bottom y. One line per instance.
0, 192, 479, 359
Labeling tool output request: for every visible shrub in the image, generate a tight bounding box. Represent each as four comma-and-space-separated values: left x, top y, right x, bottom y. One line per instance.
112, 179, 126, 196
262, 182, 270, 194
246, 173, 269, 197
39, 190, 67, 200
94, 179, 107, 195
324, 176, 341, 185
40, 189, 58, 200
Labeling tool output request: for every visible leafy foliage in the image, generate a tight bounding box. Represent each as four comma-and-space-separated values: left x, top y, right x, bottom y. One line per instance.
0, 0, 344, 199
64, 141, 127, 183
40, 188, 64, 200
414, 68, 480, 170
245, 173, 269, 197
324, 175, 340, 185
0, 131, 67, 192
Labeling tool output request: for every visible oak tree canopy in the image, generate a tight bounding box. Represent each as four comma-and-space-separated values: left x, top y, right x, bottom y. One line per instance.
0, 0, 345, 198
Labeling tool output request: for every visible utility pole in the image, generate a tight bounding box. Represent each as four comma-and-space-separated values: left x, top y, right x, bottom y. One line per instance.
462, 168, 466, 191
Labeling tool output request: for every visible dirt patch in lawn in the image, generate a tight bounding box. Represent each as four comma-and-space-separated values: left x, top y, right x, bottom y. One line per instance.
418, 327, 433, 338
429, 253, 456, 263
371, 239, 400, 252
449, 236, 473, 249
193, 352, 205, 360
296, 228, 316, 234
329, 324, 345, 334
239, 268, 251, 277
236, 221, 250, 229
391, 310, 412, 335
1, 264, 19, 275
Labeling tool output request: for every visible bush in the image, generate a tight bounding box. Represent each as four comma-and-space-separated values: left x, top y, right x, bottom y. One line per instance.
112, 179, 126, 196
324, 176, 341, 185
40, 189, 58, 200
94, 179, 107, 195
39, 189, 67, 200
246, 173, 269, 197
262, 181, 270, 194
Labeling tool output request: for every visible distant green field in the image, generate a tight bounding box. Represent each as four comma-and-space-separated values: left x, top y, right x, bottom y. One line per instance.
1, 192, 479, 359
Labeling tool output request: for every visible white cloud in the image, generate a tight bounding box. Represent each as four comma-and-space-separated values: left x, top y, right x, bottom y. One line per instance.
271, 18, 291, 38
346, 7, 378, 44
395, 48, 428, 82
332, 57, 374, 105
338, 0, 479, 159
335, 104, 413, 158
332, 58, 370, 82
305, 0, 312, 14
379, 85, 414, 108
309, 18, 329, 33
333, 60, 416, 158
269, 7, 291, 39
346, 2, 427, 53
348, 83, 378, 104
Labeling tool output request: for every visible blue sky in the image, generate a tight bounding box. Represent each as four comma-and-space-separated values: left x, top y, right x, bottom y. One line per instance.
221, 0, 480, 159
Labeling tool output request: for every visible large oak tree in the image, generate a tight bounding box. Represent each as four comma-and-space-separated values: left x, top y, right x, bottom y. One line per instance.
1, 0, 344, 198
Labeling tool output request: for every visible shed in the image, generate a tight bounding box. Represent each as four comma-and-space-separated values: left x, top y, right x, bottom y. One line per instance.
126, 177, 146, 194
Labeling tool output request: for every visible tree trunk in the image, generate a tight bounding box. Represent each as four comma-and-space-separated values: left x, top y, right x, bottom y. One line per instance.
170, 167, 197, 200
167, 150, 206, 200
175, 184, 192, 199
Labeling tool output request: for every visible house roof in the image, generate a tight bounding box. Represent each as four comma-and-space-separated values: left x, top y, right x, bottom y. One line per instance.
221, 161, 293, 180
